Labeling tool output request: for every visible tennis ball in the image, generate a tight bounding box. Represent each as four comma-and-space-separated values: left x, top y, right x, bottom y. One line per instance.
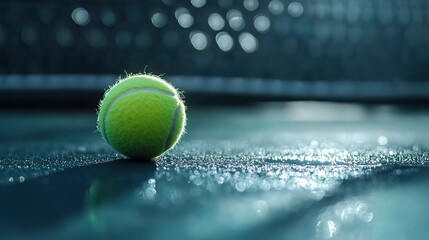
97, 74, 186, 159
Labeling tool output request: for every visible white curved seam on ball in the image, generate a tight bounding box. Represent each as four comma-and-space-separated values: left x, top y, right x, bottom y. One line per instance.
164, 105, 180, 151
102, 87, 177, 145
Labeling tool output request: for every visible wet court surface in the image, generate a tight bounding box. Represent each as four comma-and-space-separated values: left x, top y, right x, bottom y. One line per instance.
1, 102, 429, 240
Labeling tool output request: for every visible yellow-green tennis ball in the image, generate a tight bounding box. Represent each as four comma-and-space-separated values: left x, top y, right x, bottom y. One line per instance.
97, 74, 186, 159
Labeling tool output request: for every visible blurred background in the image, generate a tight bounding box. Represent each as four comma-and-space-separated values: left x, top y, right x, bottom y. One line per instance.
1, 1, 429, 240
1, 0, 429, 107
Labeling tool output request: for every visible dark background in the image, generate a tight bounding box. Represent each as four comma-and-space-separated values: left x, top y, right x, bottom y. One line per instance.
1, 0, 429, 107
1, 2, 429, 239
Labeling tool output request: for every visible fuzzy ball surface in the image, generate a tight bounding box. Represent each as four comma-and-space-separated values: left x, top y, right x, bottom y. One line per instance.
98, 74, 186, 159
